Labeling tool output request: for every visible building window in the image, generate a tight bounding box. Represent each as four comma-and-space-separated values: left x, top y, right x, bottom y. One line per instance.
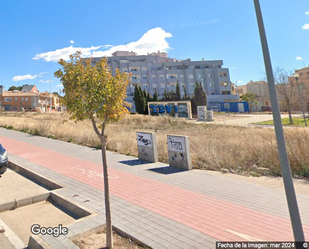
25, 98, 28, 101
219, 73, 228, 77
142, 75, 148, 80
142, 67, 147, 71
143, 84, 148, 90
179, 75, 184, 79
198, 74, 204, 79
189, 74, 194, 79
21, 98, 24, 101
210, 82, 214, 87
152, 75, 156, 80
15, 98, 18, 101
220, 82, 229, 86
167, 74, 177, 79
152, 84, 157, 88
131, 76, 138, 80
160, 75, 165, 80
123, 68, 128, 72
4, 98, 12, 102
129, 67, 139, 71
160, 83, 165, 88
208, 74, 213, 78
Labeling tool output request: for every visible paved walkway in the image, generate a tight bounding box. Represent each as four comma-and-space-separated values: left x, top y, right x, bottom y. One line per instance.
0, 127, 309, 248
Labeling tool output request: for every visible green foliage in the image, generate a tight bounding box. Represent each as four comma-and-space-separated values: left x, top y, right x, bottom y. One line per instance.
240, 92, 257, 112
191, 81, 207, 114
54, 51, 130, 124
8, 86, 23, 91
152, 91, 159, 101
182, 85, 188, 100
133, 85, 146, 114
176, 82, 181, 101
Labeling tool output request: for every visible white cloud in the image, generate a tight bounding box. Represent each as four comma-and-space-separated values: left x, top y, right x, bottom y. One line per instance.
12, 74, 39, 81
302, 23, 309, 29
56, 84, 63, 88
39, 72, 48, 75
70, 40, 75, 44
296, 56, 303, 60
305, 11, 309, 15
33, 45, 102, 62
33, 27, 173, 62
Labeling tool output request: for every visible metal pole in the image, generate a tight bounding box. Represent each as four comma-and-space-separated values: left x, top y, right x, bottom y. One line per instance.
254, 0, 305, 243
295, 77, 307, 127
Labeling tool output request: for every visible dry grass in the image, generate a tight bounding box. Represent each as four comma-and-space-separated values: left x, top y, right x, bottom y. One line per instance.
1, 111, 309, 178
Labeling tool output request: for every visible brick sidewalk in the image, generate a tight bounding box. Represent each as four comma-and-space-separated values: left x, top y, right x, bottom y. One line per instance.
0, 128, 309, 248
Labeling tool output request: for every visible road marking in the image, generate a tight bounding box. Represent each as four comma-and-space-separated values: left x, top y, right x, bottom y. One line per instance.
226, 229, 264, 241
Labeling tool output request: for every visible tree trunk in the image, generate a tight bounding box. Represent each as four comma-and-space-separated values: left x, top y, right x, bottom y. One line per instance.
101, 138, 113, 249
288, 110, 293, 125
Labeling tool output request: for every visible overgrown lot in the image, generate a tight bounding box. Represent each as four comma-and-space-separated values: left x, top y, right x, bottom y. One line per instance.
1, 112, 309, 178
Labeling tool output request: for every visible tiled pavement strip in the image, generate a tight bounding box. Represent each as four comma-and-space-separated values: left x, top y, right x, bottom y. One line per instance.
0, 128, 309, 248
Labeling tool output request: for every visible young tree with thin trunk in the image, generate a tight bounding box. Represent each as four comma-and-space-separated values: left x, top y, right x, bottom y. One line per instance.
274, 68, 296, 125
54, 51, 130, 249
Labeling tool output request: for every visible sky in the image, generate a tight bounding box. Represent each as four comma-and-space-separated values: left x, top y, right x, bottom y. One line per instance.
0, 0, 308, 93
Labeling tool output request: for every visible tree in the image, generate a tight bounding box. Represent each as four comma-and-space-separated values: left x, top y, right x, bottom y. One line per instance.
274, 68, 297, 124
191, 81, 207, 114
182, 85, 188, 100
8, 85, 22, 91
133, 85, 146, 114
240, 92, 258, 113
54, 51, 130, 249
152, 91, 159, 101
176, 81, 181, 100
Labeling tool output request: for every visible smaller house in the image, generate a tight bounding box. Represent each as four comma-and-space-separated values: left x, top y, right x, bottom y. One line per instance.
22, 85, 39, 93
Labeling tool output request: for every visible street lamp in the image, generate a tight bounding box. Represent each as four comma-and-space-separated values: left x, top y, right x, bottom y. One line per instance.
293, 73, 307, 127
223, 82, 229, 115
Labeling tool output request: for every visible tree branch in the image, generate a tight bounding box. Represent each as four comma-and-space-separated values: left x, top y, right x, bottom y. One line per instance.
91, 118, 102, 139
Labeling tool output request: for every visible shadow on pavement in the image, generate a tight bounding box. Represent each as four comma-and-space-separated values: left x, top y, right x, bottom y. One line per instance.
148, 166, 186, 175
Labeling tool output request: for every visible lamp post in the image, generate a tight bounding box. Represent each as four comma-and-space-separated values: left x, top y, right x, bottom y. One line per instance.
293, 73, 307, 127
223, 82, 229, 115
254, 0, 305, 243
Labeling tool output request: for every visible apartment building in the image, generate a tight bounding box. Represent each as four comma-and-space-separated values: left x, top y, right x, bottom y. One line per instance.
236, 81, 270, 111
293, 66, 309, 84
92, 51, 239, 110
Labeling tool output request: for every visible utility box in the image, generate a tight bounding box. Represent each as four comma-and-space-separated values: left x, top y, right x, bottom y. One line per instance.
197, 106, 207, 121
167, 135, 192, 170
136, 132, 158, 163
206, 110, 214, 121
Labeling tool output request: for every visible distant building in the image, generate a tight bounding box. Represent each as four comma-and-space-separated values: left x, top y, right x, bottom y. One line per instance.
0, 85, 60, 112
293, 66, 309, 84
235, 85, 247, 96
235, 81, 270, 112
92, 51, 239, 111
21, 84, 39, 93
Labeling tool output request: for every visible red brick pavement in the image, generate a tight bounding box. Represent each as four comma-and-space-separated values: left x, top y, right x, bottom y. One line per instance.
2, 135, 309, 241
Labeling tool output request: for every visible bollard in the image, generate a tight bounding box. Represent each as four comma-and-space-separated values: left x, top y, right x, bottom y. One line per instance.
206, 110, 214, 121
136, 132, 158, 163
167, 135, 192, 170
197, 106, 207, 121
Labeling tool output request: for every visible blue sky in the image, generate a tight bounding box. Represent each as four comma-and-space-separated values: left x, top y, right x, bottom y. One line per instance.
0, 0, 308, 93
